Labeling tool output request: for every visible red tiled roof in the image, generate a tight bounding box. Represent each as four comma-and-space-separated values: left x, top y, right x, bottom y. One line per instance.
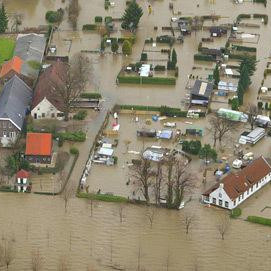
31, 61, 67, 111
25, 133, 52, 156
0, 56, 23, 78
16, 169, 30, 179
203, 156, 271, 200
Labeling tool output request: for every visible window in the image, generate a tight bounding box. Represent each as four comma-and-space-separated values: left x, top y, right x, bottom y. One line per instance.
42, 113, 45, 118
219, 199, 222, 206
219, 193, 222, 198
256, 182, 258, 188
2, 131, 7, 137
212, 198, 216, 204
225, 201, 229, 208
8, 122, 12, 128
242, 194, 244, 199
246, 190, 249, 195
238, 196, 241, 201
251, 187, 253, 192
234, 200, 236, 206
51, 113, 55, 118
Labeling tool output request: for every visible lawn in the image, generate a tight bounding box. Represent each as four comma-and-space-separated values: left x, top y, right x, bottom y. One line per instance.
0, 38, 15, 64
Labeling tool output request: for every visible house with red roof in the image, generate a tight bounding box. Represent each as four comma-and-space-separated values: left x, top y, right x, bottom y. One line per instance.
15, 169, 31, 192
202, 156, 271, 209
0, 56, 33, 87
25, 132, 53, 164
31, 61, 67, 120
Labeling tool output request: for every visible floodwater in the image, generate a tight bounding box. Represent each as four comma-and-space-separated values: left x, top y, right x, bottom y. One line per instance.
3, 0, 271, 270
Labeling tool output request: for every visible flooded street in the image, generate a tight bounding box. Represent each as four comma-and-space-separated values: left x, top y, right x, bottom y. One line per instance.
2, 0, 271, 270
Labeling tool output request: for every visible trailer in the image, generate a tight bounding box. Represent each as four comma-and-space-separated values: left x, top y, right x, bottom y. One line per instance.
239, 128, 265, 145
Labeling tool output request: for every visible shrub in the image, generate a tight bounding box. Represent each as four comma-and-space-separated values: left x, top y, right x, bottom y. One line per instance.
182, 140, 202, 155
117, 36, 136, 44
73, 110, 87, 120
82, 24, 97, 30
194, 54, 215, 62
231, 98, 239, 110
80, 93, 101, 99
27, 61, 41, 70
58, 131, 86, 142
70, 147, 79, 155
95, 16, 103, 23
111, 40, 119, 53
247, 216, 271, 226
230, 208, 242, 218
175, 66, 179, 77
122, 40, 132, 55
258, 101, 263, 109
140, 53, 147, 61
113, 156, 118, 164
154, 65, 166, 71
45, 9, 64, 23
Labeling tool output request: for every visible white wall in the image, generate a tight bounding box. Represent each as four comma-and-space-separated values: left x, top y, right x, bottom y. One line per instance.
205, 172, 271, 209
31, 97, 63, 120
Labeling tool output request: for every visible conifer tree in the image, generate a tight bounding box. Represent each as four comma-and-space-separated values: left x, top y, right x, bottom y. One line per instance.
213, 64, 220, 86
0, 4, 8, 33
121, 0, 143, 30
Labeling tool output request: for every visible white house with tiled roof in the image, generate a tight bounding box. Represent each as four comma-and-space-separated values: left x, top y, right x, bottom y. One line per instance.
202, 156, 271, 209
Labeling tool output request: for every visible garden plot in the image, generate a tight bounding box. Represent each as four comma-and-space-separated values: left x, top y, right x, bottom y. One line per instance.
86, 113, 209, 198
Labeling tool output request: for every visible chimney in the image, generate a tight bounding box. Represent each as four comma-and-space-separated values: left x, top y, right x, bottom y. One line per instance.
219, 183, 224, 190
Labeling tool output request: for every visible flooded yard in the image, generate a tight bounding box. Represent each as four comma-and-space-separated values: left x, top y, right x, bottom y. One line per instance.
3, 0, 271, 270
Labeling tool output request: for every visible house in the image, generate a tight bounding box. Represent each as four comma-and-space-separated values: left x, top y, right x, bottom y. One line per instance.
31, 62, 67, 120
0, 75, 32, 147
201, 48, 222, 60
25, 133, 53, 164
143, 146, 170, 162
190, 80, 213, 106
210, 26, 227, 37
15, 169, 31, 192
137, 129, 157, 138
202, 156, 271, 209
14, 33, 46, 80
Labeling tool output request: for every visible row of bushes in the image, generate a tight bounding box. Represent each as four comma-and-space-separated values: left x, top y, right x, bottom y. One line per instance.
237, 13, 268, 24
57, 131, 86, 142
82, 24, 97, 31
253, 0, 267, 6
229, 53, 256, 60
247, 216, 271, 226
118, 105, 205, 117
233, 45, 256, 53
117, 76, 176, 85
80, 92, 102, 99
154, 65, 166, 71
194, 54, 215, 62
77, 192, 128, 203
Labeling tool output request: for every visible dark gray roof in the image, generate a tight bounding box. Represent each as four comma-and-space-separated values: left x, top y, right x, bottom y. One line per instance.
14, 34, 46, 79
0, 75, 32, 130
191, 80, 213, 98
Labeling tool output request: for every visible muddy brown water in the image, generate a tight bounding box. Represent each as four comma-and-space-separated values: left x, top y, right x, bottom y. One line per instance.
3, 0, 271, 270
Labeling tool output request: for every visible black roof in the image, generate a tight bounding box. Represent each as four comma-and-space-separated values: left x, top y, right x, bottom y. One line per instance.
191, 80, 213, 98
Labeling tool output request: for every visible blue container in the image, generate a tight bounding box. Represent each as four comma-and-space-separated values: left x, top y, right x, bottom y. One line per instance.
152, 115, 158, 121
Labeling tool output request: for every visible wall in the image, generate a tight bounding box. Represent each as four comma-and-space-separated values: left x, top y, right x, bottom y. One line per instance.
0, 119, 19, 147
31, 97, 63, 120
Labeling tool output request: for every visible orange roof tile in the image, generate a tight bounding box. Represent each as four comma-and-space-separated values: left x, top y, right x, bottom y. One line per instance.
16, 169, 30, 179
0, 56, 23, 78
25, 133, 52, 156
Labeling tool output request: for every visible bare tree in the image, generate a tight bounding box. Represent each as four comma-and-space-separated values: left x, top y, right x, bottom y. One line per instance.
164, 155, 193, 209
245, 103, 259, 130
182, 213, 194, 235
209, 114, 235, 147
31, 249, 43, 271
130, 156, 154, 204
118, 204, 125, 223
217, 214, 230, 240
50, 53, 90, 121
61, 183, 74, 213
0, 238, 15, 270
145, 207, 156, 228
153, 161, 163, 205
58, 256, 69, 271
68, 0, 80, 30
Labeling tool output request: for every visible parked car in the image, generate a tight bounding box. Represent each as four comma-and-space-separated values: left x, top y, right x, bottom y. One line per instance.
232, 159, 242, 169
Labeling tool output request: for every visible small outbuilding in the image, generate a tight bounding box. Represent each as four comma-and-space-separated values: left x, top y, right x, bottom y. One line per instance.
190, 80, 213, 106
15, 169, 30, 192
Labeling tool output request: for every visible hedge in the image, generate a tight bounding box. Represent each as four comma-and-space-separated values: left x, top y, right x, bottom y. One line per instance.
77, 192, 128, 203
236, 14, 251, 21
80, 93, 101, 99
253, 13, 268, 24
194, 54, 215, 62
119, 104, 161, 111
247, 216, 271, 227
58, 131, 86, 142
253, 0, 267, 5
230, 208, 242, 218
117, 36, 136, 44
233, 45, 256, 53
154, 65, 166, 71
229, 53, 256, 60
70, 147, 79, 155
82, 24, 97, 31
95, 16, 103, 23
156, 35, 175, 44
117, 76, 176, 85
140, 53, 147, 61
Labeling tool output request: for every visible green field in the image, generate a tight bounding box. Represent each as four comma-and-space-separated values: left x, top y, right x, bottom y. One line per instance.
0, 38, 15, 64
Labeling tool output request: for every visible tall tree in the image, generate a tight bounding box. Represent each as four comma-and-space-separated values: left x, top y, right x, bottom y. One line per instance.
238, 56, 256, 77
237, 80, 244, 105
171, 48, 177, 66
0, 4, 8, 33
50, 53, 90, 121
213, 64, 220, 87
239, 64, 251, 90
122, 40, 132, 55
130, 155, 154, 204
121, 0, 143, 30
